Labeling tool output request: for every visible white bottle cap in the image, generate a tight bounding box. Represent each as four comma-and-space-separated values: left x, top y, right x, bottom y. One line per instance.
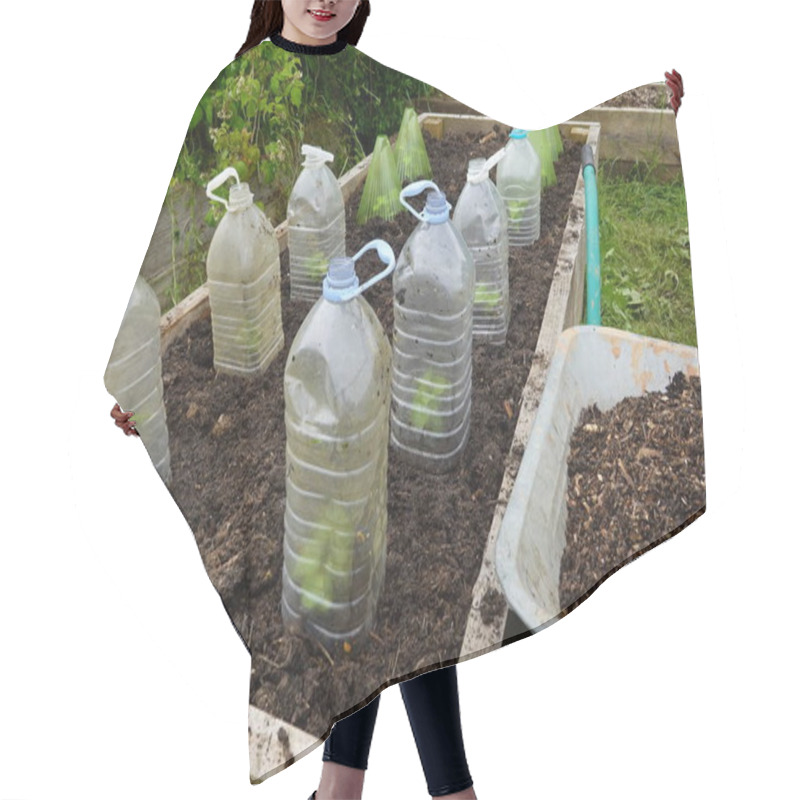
302, 144, 335, 166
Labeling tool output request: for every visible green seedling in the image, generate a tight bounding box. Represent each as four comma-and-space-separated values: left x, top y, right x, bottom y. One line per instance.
234, 321, 263, 352
293, 502, 359, 612
548, 125, 564, 160
507, 199, 528, 227
394, 108, 433, 184
528, 129, 556, 189
474, 284, 503, 309
307, 251, 330, 281
357, 135, 403, 224
371, 196, 399, 220
409, 369, 450, 432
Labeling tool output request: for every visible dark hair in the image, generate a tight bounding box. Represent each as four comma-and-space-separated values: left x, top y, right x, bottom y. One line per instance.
236, 1, 371, 58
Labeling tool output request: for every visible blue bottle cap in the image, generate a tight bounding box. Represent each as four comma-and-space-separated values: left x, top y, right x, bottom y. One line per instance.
509, 128, 528, 139
323, 257, 359, 302
424, 189, 450, 224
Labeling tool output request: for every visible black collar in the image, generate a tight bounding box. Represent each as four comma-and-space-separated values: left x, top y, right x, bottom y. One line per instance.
270, 32, 348, 55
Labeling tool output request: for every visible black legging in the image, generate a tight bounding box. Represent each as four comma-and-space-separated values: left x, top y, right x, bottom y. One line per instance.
323, 665, 473, 797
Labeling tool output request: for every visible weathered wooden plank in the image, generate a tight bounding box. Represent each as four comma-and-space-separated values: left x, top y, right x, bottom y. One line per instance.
421, 112, 508, 139
569, 106, 679, 177
248, 703, 319, 783
160, 284, 209, 352
460, 123, 600, 659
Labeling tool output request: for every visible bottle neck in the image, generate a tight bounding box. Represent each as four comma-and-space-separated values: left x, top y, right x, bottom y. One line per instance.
423, 191, 450, 224
227, 182, 254, 212
323, 257, 359, 303
467, 158, 488, 183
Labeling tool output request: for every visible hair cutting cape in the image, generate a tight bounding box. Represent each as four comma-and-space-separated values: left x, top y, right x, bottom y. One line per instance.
104, 37, 704, 783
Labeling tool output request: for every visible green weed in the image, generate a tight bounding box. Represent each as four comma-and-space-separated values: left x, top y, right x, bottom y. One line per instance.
596, 167, 697, 346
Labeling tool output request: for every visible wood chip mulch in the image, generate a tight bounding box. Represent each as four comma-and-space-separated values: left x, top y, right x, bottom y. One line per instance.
559, 372, 705, 609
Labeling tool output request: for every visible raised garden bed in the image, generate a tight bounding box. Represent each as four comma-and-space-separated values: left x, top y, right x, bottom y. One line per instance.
570, 84, 679, 179
157, 114, 598, 778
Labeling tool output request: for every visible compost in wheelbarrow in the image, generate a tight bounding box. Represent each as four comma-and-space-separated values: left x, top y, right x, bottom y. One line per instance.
495, 326, 704, 633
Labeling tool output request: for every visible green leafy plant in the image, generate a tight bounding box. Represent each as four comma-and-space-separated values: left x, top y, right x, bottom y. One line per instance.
163, 47, 433, 309
474, 284, 503, 309
176, 46, 304, 194
394, 108, 433, 183
292, 502, 361, 612
301, 49, 433, 156
357, 135, 403, 224
528, 129, 556, 189
547, 125, 564, 160
409, 369, 450, 432
507, 199, 528, 227
307, 251, 330, 282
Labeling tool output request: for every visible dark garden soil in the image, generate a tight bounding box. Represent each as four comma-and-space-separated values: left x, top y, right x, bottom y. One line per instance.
598, 83, 670, 109
161, 131, 582, 737
559, 372, 705, 610
426, 81, 669, 117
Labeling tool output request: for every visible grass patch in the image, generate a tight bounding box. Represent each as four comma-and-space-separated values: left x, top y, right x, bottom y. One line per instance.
596, 165, 697, 346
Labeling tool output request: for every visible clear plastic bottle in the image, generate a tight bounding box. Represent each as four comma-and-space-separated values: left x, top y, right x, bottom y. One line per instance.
496, 128, 541, 246
391, 181, 475, 472
206, 167, 284, 376
288, 144, 346, 302
282, 241, 396, 649
453, 152, 510, 345
104, 275, 172, 484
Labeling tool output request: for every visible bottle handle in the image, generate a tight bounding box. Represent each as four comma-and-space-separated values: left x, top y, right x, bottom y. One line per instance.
399, 180, 442, 222
339, 240, 396, 302
468, 148, 507, 184
206, 167, 240, 211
